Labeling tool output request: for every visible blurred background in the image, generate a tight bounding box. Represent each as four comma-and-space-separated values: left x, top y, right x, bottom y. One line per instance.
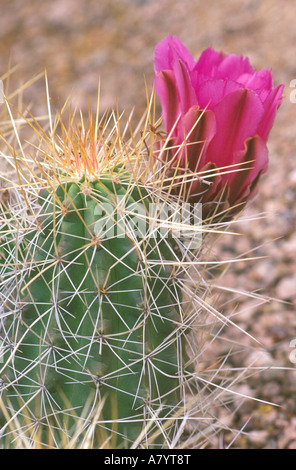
0, 0, 296, 448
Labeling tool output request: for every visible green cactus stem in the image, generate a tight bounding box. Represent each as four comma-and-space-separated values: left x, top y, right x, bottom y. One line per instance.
0, 165, 191, 448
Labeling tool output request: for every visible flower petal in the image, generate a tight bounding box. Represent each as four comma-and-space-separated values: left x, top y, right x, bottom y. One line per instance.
237, 68, 273, 97
257, 83, 284, 140
194, 47, 225, 76
176, 105, 216, 170
154, 35, 195, 73
196, 78, 243, 109
173, 59, 197, 113
206, 88, 264, 167
195, 47, 254, 80
227, 135, 268, 204
216, 53, 254, 80
154, 70, 181, 133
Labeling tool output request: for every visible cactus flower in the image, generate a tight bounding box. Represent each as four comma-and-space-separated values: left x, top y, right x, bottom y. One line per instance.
154, 35, 284, 215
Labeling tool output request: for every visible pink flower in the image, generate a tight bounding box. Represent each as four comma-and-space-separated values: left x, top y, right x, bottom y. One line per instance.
154, 35, 284, 217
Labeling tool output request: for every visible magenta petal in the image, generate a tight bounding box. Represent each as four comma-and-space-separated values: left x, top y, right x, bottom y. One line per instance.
154, 70, 181, 133
228, 136, 268, 204
216, 53, 254, 80
206, 88, 264, 167
154, 35, 195, 73
237, 69, 273, 96
196, 78, 243, 109
195, 47, 254, 80
257, 83, 284, 140
176, 105, 216, 170
173, 59, 197, 113
194, 47, 225, 76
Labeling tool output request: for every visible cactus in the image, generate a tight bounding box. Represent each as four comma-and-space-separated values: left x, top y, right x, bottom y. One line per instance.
0, 36, 283, 447
0, 103, 204, 449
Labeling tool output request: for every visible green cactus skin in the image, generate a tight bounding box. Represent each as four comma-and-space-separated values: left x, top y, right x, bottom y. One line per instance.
0, 169, 189, 448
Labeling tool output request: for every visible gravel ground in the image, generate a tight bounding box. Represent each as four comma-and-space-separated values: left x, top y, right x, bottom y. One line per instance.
0, 0, 295, 449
